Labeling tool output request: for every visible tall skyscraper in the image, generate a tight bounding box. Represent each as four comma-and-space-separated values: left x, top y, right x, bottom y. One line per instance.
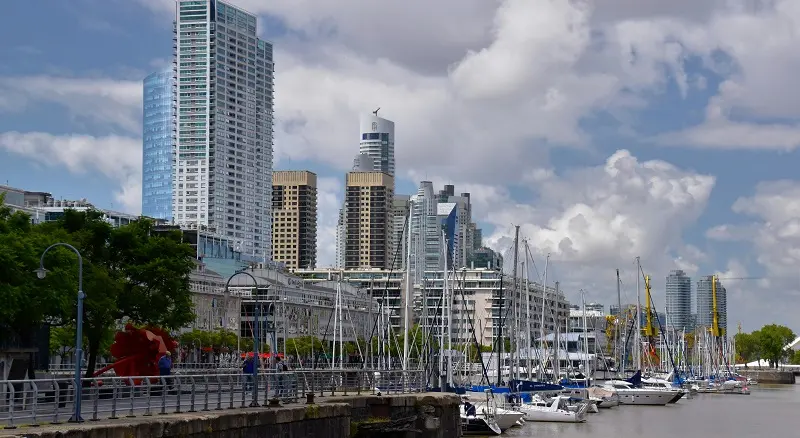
665, 270, 692, 331
272, 171, 317, 269
389, 195, 410, 269
409, 181, 441, 282
172, 0, 274, 259
696, 275, 728, 336
141, 69, 175, 220
437, 202, 458, 269
359, 113, 395, 177
344, 172, 394, 269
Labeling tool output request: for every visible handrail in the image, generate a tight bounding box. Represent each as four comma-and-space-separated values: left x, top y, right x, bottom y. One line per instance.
0, 369, 425, 428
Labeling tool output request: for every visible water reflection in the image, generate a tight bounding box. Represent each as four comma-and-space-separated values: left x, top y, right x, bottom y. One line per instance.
502, 384, 798, 438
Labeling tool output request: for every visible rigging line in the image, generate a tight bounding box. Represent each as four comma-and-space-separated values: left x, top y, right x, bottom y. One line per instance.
522, 239, 543, 283
456, 266, 492, 386
361, 212, 409, 368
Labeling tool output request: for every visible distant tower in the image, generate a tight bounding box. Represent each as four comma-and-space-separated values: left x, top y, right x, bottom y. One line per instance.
665, 270, 692, 331
359, 113, 395, 178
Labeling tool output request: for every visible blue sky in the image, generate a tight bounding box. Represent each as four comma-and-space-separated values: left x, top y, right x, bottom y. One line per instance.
2, 0, 800, 331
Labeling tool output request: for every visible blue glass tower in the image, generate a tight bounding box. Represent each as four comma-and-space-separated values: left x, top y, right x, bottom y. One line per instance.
141, 70, 174, 220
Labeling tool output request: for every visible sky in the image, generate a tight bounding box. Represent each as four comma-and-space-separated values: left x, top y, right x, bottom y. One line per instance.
1, 0, 799, 332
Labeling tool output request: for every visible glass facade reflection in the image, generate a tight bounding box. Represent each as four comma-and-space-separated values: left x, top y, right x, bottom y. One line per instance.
141, 69, 175, 220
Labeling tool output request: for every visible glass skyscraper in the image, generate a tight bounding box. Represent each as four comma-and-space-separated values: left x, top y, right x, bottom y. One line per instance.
696, 275, 728, 336
172, 0, 274, 259
141, 69, 175, 220
665, 270, 692, 331
359, 114, 395, 177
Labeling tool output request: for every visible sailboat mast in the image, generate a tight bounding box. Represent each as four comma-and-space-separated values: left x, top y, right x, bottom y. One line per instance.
581, 290, 589, 381
525, 242, 532, 380
635, 257, 642, 370
402, 219, 411, 372
615, 269, 622, 376
538, 254, 549, 381
511, 225, 520, 382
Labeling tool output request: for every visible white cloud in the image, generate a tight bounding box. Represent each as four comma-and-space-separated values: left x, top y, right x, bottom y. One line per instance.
708, 181, 800, 330
0, 76, 141, 134
408, 149, 714, 306
315, 176, 343, 267
0, 132, 142, 213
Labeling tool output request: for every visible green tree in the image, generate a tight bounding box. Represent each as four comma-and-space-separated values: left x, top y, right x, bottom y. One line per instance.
734, 332, 761, 364
49, 210, 196, 377
754, 324, 795, 367
285, 336, 324, 357
790, 350, 800, 365
0, 198, 75, 348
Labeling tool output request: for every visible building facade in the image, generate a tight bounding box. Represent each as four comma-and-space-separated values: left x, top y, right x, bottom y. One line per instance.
696, 275, 727, 336
416, 270, 570, 347
409, 181, 441, 283
295, 268, 405, 329
272, 171, 317, 269
665, 269, 692, 331
344, 172, 394, 269
359, 114, 395, 177
389, 195, 410, 270
172, 0, 274, 259
141, 69, 175, 220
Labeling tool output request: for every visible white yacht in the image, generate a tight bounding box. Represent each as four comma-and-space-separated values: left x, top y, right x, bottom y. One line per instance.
640, 377, 686, 403
515, 395, 589, 423
602, 380, 678, 406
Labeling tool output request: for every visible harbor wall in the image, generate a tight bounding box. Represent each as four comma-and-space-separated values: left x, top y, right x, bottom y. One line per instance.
326, 393, 462, 438
740, 369, 796, 384
0, 393, 462, 438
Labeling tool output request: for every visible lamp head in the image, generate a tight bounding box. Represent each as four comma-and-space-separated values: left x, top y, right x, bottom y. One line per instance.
35, 267, 48, 279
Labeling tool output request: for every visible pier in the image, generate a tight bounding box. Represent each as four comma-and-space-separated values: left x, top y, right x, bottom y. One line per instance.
0, 369, 440, 432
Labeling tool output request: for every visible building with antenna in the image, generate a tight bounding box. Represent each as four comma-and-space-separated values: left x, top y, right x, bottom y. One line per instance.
359, 112, 395, 178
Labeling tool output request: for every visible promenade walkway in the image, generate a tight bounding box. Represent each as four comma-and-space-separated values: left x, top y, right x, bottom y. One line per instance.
0, 369, 424, 428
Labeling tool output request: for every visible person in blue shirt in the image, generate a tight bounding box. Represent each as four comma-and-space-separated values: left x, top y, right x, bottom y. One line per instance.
242, 354, 255, 390
158, 351, 173, 390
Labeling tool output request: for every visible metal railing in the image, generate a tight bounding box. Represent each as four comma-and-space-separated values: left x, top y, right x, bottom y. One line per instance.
48, 362, 407, 374
0, 370, 425, 428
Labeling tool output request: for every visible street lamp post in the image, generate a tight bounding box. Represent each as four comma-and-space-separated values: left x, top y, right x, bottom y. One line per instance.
224, 269, 264, 407
36, 243, 84, 423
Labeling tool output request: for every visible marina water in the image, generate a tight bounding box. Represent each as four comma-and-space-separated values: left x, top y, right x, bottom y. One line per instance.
501, 384, 798, 438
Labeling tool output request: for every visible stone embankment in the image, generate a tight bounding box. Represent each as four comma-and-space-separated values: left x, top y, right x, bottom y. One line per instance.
0, 393, 461, 438
739, 369, 796, 384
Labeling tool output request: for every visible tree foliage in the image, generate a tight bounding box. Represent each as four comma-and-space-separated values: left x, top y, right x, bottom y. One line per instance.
0, 202, 197, 377
736, 324, 796, 367
734, 332, 760, 364
754, 324, 795, 367
0, 198, 75, 346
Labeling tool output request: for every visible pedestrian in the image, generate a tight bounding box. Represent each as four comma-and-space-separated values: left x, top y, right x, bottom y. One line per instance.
158, 351, 173, 390
243, 353, 255, 390
274, 356, 288, 398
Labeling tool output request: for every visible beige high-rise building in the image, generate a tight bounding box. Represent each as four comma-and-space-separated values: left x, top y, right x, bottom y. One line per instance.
272, 171, 317, 269
344, 172, 394, 269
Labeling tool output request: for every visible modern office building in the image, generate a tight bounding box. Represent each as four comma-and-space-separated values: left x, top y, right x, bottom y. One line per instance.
141, 69, 175, 220
696, 275, 728, 336
344, 172, 394, 269
388, 194, 410, 270
437, 202, 458, 268
359, 113, 395, 178
665, 270, 692, 331
272, 171, 317, 270
408, 181, 441, 282
172, 0, 274, 260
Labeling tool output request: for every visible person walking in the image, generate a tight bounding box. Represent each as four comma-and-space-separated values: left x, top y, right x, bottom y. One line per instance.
158, 351, 173, 391
242, 353, 255, 391
274, 356, 288, 398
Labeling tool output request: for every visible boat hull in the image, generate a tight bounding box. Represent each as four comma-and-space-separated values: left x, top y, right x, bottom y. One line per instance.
616, 390, 678, 406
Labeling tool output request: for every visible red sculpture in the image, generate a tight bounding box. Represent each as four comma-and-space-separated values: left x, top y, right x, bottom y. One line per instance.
92, 323, 177, 381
